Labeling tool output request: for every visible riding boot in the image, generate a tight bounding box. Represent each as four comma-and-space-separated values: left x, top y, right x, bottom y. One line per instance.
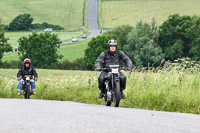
121, 91, 126, 99
18, 91, 22, 96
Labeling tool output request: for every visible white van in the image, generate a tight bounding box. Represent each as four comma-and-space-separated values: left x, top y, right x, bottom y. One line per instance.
44, 28, 53, 32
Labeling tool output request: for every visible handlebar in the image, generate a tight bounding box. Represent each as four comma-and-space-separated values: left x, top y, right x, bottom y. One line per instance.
95, 67, 132, 72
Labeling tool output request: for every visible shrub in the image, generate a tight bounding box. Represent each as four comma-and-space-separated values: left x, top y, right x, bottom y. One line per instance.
124, 21, 164, 67
8, 13, 33, 31
18, 32, 63, 68
54, 58, 87, 70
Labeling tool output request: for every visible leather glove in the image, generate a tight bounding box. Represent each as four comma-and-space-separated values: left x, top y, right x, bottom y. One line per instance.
95, 68, 102, 71
127, 68, 132, 71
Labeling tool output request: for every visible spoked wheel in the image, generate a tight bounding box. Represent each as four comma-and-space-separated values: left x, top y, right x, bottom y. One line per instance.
113, 81, 121, 107
104, 93, 112, 106
105, 101, 112, 106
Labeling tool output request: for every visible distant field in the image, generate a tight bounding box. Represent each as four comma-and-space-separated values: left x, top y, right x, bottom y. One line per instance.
0, 0, 85, 30
59, 39, 91, 61
5, 31, 86, 48
2, 39, 91, 62
100, 0, 200, 28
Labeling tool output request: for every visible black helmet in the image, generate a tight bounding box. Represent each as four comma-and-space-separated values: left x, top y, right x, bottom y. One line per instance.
107, 39, 117, 47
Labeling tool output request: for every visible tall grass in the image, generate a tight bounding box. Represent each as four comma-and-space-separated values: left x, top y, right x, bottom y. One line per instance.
0, 68, 200, 114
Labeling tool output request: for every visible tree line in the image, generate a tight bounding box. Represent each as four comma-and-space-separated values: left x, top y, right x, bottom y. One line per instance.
85, 14, 200, 69
0, 14, 200, 69
2, 13, 64, 31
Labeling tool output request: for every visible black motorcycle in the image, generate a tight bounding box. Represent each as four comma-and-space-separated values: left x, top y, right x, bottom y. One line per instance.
22, 75, 32, 99
98, 65, 128, 107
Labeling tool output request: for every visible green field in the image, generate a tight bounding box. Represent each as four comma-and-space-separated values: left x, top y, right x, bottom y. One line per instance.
5, 31, 85, 48
100, 0, 200, 28
0, 0, 85, 30
4, 31, 87, 48
2, 38, 91, 62
59, 39, 91, 61
0, 68, 200, 114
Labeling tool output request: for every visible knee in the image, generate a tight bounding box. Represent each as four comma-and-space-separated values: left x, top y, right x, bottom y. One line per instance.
121, 76, 126, 82
18, 79, 23, 84
30, 79, 35, 84
98, 76, 104, 82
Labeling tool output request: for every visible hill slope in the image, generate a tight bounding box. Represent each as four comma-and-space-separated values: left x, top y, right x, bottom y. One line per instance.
0, 0, 85, 30
100, 0, 200, 28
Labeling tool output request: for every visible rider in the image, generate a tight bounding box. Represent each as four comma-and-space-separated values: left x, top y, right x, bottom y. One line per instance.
17, 58, 38, 96
95, 39, 132, 99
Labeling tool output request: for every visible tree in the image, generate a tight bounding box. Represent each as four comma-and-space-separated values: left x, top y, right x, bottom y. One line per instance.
84, 34, 117, 70
106, 25, 133, 50
18, 32, 63, 68
124, 21, 164, 67
0, 24, 12, 61
8, 13, 33, 31
157, 14, 200, 61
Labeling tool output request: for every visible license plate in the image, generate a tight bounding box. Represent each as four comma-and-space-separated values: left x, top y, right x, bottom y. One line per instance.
112, 68, 118, 73
26, 77, 30, 80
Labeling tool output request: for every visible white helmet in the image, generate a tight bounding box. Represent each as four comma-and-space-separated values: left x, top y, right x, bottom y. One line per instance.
107, 39, 117, 47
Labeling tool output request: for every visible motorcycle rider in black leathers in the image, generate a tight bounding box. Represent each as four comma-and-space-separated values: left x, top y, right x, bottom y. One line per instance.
95, 39, 133, 99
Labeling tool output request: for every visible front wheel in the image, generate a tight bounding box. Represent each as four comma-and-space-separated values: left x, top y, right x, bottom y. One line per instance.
24, 85, 30, 99
113, 81, 120, 107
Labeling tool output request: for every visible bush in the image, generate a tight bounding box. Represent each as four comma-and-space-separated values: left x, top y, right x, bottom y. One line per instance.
8, 13, 33, 31
157, 14, 200, 61
18, 32, 63, 68
124, 21, 164, 67
0, 60, 22, 68
32, 22, 64, 30
54, 58, 87, 70
0, 24, 12, 61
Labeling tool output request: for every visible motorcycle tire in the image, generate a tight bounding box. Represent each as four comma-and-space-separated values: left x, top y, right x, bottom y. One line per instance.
24, 85, 30, 99
113, 81, 120, 107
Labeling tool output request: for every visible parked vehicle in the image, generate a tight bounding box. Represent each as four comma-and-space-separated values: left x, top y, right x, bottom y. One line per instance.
44, 28, 53, 32
72, 37, 79, 42
82, 34, 87, 38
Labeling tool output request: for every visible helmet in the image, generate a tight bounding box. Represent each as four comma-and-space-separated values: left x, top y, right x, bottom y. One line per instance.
107, 39, 117, 47
24, 58, 31, 64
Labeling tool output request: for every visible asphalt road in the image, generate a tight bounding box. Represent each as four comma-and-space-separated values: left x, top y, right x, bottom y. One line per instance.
0, 99, 200, 133
63, 0, 101, 45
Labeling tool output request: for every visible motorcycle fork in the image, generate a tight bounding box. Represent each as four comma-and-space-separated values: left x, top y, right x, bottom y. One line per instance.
112, 73, 120, 93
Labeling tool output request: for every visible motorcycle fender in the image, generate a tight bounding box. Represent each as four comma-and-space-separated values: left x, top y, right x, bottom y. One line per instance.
115, 77, 120, 82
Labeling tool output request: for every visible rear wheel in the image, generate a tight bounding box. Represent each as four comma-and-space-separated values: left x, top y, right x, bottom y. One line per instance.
104, 93, 112, 106
113, 81, 120, 107
105, 101, 112, 106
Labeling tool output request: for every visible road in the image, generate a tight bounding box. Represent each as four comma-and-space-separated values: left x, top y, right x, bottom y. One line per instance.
0, 99, 200, 133
63, 0, 101, 44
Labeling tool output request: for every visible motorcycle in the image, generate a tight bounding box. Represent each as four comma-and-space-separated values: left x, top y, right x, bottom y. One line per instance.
98, 65, 128, 107
22, 75, 32, 99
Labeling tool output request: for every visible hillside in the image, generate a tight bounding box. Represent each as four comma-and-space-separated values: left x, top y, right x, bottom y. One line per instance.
0, 0, 85, 30
100, 0, 200, 28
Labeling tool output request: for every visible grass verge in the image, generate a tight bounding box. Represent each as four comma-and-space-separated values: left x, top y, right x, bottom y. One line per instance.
0, 68, 200, 114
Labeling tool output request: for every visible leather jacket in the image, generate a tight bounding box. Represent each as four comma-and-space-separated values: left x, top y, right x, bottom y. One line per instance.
95, 50, 132, 68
